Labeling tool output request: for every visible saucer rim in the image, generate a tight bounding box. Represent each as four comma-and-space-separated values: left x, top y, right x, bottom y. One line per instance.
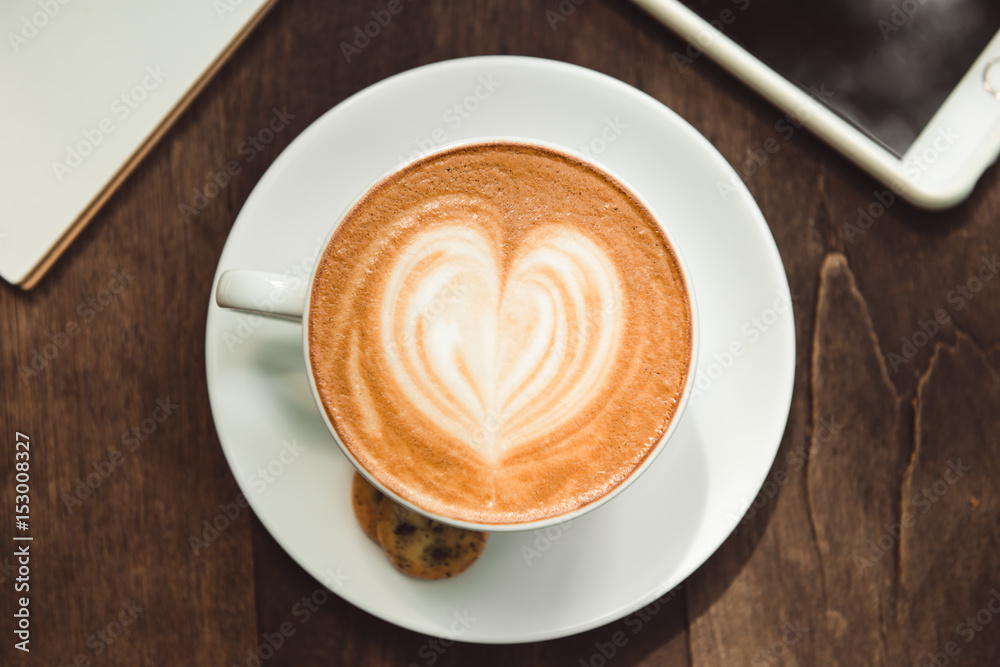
204, 55, 795, 644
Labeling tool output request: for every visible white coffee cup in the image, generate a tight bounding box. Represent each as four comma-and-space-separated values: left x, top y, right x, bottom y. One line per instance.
215, 138, 699, 532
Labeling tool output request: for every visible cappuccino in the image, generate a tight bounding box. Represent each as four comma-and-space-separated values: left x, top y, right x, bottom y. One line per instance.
309, 142, 692, 524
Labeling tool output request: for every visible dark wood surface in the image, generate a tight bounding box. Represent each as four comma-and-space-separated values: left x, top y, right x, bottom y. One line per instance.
3, 0, 999, 665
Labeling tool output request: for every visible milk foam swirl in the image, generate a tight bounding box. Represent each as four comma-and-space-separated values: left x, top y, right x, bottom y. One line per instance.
380, 214, 623, 461
308, 142, 693, 524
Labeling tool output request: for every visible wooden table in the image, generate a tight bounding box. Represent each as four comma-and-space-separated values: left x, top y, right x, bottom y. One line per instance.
3, 1, 999, 664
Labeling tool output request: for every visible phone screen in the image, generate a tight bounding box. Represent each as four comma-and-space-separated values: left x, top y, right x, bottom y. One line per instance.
675, 0, 1000, 156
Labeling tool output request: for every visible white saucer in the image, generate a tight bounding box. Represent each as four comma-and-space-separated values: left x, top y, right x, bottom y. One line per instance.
205, 56, 795, 644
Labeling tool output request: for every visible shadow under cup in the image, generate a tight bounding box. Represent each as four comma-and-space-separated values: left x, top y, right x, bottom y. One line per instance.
222, 139, 699, 533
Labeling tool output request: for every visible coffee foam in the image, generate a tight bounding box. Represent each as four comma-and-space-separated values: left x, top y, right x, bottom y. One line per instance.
309, 142, 692, 524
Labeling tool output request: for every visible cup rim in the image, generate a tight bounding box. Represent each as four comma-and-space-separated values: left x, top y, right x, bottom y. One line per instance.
300, 137, 700, 533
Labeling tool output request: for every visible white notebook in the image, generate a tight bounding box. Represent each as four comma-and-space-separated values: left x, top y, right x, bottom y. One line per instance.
0, 0, 277, 288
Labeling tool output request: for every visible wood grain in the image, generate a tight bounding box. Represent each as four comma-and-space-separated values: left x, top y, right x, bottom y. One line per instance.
1, 0, 998, 664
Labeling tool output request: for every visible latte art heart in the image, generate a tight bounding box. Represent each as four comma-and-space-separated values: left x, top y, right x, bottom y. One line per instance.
308, 142, 693, 524
381, 220, 623, 461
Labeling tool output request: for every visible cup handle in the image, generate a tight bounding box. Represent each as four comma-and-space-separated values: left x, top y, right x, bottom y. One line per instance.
215, 270, 308, 322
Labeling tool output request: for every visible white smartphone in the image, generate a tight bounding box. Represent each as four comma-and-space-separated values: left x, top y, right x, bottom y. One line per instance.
633, 0, 1000, 209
